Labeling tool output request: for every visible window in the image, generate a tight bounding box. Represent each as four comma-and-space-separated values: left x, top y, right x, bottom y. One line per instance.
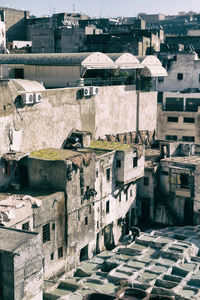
106, 168, 111, 181
182, 136, 195, 142
133, 157, 138, 168
106, 201, 110, 214
78, 210, 80, 221
22, 221, 30, 231
43, 223, 50, 243
165, 97, 184, 111
126, 190, 128, 201
96, 170, 99, 178
143, 177, 149, 186
167, 116, 178, 122
158, 76, 164, 82
130, 189, 132, 197
89, 205, 92, 214
161, 171, 169, 176
85, 216, 88, 225
58, 247, 63, 258
116, 160, 121, 168
52, 223, 55, 231
177, 73, 183, 80
165, 135, 177, 141
50, 253, 54, 260
180, 174, 189, 189
184, 117, 195, 123
14, 68, 24, 79
119, 192, 121, 202
97, 221, 99, 229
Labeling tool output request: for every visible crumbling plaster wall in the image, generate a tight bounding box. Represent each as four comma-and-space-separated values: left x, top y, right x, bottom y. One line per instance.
33, 191, 66, 279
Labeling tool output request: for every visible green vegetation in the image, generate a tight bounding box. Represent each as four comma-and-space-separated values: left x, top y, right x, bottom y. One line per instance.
30, 148, 77, 160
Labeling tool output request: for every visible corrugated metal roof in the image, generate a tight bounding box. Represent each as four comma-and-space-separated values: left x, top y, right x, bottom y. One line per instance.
0, 52, 115, 67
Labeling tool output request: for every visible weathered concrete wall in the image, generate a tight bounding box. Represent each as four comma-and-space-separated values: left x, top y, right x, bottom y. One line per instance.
0, 229, 43, 300
32, 191, 66, 279
0, 81, 157, 191
157, 53, 200, 92
138, 91, 157, 132
94, 85, 138, 138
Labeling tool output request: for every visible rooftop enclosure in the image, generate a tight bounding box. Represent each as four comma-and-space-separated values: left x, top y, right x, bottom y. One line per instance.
0, 52, 167, 88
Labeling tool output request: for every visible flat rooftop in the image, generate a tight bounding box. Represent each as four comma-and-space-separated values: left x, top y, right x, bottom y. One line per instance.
30, 148, 81, 161
161, 155, 200, 166
90, 140, 135, 151
0, 226, 37, 253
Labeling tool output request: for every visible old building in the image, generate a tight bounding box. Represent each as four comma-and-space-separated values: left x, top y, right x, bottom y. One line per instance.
157, 52, 200, 92
0, 227, 43, 300
157, 91, 200, 143
0, 7, 29, 42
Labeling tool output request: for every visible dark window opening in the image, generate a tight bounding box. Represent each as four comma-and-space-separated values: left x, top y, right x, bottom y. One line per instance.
165, 97, 183, 111
161, 171, 169, 176
133, 157, 138, 168
22, 221, 30, 231
50, 253, 54, 260
80, 244, 88, 262
96, 170, 98, 177
106, 201, 110, 213
14, 68, 24, 79
177, 73, 183, 80
43, 223, 50, 243
184, 117, 195, 123
106, 168, 111, 181
180, 174, 189, 189
167, 116, 178, 122
85, 216, 88, 225
182, 136, 195, 142
143, 177, 149, 186
119, 192, 121, 202
130, 189, 132, 197
165, 135, 177, 141
52, 223, 55, 231
58, 247, 63, 258
158, 76, 164, 82
126, 190, 128, 201
89, 205, 92, 214
116, 160, 121, 168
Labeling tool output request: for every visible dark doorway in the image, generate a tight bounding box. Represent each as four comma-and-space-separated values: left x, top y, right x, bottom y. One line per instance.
125, 212, 129, 234
19, 165, 29, 187
184, 198, 193, 225
96, 232, 100, 254
80, 244, 88, 262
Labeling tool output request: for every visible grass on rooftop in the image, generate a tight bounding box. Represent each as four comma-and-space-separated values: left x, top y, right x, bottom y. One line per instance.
30, 148, 78, 160
90, 140, 133, 151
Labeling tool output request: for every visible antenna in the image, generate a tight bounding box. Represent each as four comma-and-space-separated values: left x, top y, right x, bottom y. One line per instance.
73, 3, 75, 13
49, 0, 52, 15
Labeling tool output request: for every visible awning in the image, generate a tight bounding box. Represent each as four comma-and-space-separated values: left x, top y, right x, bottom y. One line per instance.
140, 65, 168, 77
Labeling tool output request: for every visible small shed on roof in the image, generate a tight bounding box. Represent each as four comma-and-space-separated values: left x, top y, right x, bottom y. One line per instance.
139, 55, 168, 77
107, 53, 141, 69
